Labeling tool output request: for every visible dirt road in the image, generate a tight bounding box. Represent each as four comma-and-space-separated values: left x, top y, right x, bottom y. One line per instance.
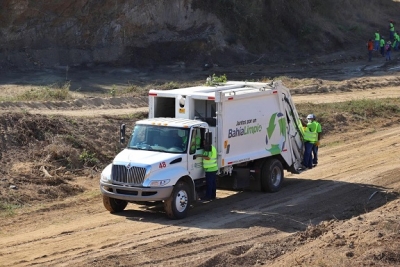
1, 86, 400, 117
1, 87, 399, 267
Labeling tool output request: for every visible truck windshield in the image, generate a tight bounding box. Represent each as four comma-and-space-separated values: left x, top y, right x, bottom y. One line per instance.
127, 125, 190, 153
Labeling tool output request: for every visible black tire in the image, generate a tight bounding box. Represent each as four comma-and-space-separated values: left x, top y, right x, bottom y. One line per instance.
103, 195, 128, 213
164, 181, 191, 219
261, 158, 284, 192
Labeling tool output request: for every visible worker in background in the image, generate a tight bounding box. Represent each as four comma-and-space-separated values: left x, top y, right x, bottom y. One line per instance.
389, 20, 395, 42
374, 30, 380, 51
367, 39, 374, 62
386, 41, 392, 61
393, 31, 400, 50
196, 140, 218, 201
380, 36, 386, 57
308, 114, 322, 167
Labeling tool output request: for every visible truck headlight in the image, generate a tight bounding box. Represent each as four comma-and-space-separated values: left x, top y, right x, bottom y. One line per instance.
101, 164, 112, 183
149, 179, 171, 186
101, 173, 112, 183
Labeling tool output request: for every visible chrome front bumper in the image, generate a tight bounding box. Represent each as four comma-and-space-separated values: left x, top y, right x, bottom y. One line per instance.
100, 181, 173, 202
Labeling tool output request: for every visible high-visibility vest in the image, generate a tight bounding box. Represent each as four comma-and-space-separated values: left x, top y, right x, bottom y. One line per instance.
390, 23, 395, 32
375, 32, 380, 41
203, 145, 218, 171
304, 122, 319, 143
303, 129, 317, 142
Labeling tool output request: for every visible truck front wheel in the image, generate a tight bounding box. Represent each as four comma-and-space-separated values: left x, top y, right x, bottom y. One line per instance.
164, 181, 191, 219
261, 158, 284, 192
103, 195, 128, 213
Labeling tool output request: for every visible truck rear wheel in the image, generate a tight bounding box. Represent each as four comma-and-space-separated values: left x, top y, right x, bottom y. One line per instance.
164, 181, 191, 219
103, 195, 128, 213
261, 158, 284, 192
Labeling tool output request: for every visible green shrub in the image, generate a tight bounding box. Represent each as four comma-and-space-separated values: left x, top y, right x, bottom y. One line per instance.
0, 202, 20, 217
79, 149, 99, 166
206, 74, 228, 86
110, 85, 117, 97
14, 82, 71, 101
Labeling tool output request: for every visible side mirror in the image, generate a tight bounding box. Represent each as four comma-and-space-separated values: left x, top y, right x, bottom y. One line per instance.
120, 124, 126, 144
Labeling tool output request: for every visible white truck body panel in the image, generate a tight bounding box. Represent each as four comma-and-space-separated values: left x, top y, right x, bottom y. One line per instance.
148, 81, 304, 172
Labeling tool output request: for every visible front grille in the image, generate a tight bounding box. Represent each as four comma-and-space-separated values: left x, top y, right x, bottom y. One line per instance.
111, 164, 146, 185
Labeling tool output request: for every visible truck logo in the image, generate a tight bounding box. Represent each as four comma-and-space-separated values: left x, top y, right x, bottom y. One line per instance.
228, 118, 262, 138
265, 112, 286, 155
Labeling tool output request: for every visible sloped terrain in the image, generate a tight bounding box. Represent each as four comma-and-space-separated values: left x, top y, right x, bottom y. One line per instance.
1, 0, 400, 69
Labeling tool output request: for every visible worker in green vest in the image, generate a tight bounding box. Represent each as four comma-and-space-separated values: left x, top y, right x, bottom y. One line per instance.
389, 20, 395, 42
308, 115, 322, 166
374, 30, 380, 51
380, 36, 386, 57
393, 31, 400, 50
196, 140, 218, 201
302, 114, 320, 169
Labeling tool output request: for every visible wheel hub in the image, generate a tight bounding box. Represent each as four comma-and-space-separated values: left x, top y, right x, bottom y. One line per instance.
175, 190, 188, 212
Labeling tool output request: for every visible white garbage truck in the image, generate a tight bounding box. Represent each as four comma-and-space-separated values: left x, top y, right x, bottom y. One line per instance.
100, 80, 306, 219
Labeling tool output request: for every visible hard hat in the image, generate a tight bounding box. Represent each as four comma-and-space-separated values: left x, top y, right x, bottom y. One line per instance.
307, 114, 315, 120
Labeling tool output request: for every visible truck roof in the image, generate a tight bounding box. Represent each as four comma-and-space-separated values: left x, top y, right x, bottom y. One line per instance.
136, 117, 208, 128
149, 81, 275, 99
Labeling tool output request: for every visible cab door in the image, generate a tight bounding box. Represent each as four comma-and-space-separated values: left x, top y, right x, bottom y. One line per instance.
187, 128, 204, 179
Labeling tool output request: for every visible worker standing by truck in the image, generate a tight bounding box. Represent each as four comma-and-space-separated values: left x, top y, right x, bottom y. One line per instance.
309, 115, 322, 167
302, 114, 321, 169
196, 140, 218, 201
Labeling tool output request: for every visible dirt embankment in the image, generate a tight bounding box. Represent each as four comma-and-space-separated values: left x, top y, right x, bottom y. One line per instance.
1, 0, 398, 69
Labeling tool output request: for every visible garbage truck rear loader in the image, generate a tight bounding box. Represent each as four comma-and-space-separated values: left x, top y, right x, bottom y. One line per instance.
100, 81, 306, 219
